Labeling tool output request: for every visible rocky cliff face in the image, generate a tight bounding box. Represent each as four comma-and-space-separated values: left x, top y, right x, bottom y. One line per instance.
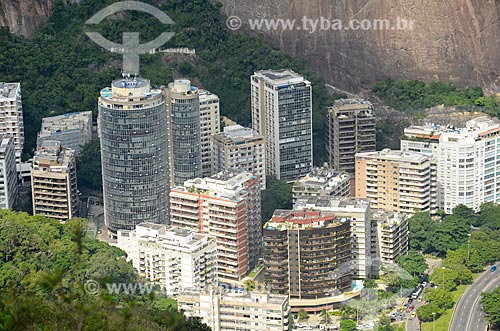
220, 0, 500, 91
2, 0, 500, 91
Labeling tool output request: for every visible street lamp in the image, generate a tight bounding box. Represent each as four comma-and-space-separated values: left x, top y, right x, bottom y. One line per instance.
432, 312, 436, 331
467, 233, 472, 261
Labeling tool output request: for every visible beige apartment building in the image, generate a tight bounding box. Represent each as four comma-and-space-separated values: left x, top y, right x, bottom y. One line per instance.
372, 211, 409, 264
178, 289, 290, 331
31, 141, 77, 221
355, 149, 431, 215
211, 124, 266, 189
169, 169, 261, 285
199, 89, 220, 176
292, 166, 350, 205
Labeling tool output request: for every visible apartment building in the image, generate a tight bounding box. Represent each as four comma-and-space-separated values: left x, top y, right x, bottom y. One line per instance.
372, 211, 409, 264
178, 289, 290, 331
292, 166, 350, 205
294, 197, 372, 279
31, 141, 77, 221
355, 149, 432, 215
115, 223, 217, 296
0, 137, 18, 209
0, 82, 24, 164
251, 69, 312, 181
166, 79, 202, 186
98, 77, 169, 235
401, 116, 500, 213
326, 99, 376, 176
263, 210, 352, 310
170, 169, 261, 284
211, 124, 266, 189
199, 89, 220, 177
37, 111, 93, 155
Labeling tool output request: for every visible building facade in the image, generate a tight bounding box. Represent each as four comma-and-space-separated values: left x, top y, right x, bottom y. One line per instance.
355, 149, 432, 215
401, 117, 500, 213
0, 82, 24, 164
292, 166, 350, 205
326, 99, 376, 175
211, 124, 266, 189
115, 223, 217, 296
170, 169, 261, 284
178, 289, 290, 331
294, 197, 372, 279
98, 78, 169, 235
263, 210, 352, 305
37, 111, 93, 155
0, 137, 18, 209
31, 141, 77, 221
373, 211, 409, 264
251, 69, 312, 181
199, 89, 220, 177
166, 79, 202, 186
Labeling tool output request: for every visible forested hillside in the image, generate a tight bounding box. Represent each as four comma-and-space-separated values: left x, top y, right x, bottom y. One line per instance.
0, 0, 333, 163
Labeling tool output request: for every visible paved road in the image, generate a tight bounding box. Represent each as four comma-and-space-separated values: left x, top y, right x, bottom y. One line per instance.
406, 293, 426, 331
449, 262, 500, 331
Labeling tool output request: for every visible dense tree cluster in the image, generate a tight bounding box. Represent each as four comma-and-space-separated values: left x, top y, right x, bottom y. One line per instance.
482, 287, 500, 330
372, 79, 500, 116
0, 210, 210, 330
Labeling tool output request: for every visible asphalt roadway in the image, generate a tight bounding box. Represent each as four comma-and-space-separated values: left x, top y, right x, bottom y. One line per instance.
449, 262, 500, 331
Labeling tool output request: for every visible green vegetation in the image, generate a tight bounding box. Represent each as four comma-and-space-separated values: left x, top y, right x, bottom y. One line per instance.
261, 177, 292, 224
372, 79, 500, 116
396, 250, 428, 277
420, 285, 467, 331
0, 209, 209, 330
481, 287, 500, 330
298, 308, 309, 322
76, 138, 102, 191
340, 319, 357, 331
0, 0, 331, 163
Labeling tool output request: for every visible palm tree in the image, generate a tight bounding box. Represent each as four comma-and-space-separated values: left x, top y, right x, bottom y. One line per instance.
320, 308, 331, 324
339, 304, 356, 320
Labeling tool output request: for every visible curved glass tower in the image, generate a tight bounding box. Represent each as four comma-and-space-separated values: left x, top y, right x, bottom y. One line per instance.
98, 78, 169, 235
167, 80, 202, 186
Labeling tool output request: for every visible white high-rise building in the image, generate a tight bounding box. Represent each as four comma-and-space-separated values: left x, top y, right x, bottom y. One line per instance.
401, 116, 500, 213
251, 69, 313, 181
178, 289, 290, 331
294, 196, 372, 279
115, 223, 217, 296
292, 167, 350, 205
373, 211, 409, 264
0, 136, 18, 209
199, 89, 220, 177
0, 83, 24, 164
211, 124, 266, 189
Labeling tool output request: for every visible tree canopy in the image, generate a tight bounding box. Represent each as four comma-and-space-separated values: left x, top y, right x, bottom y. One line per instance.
482, 287, 500, 330
0, 210, 210, 330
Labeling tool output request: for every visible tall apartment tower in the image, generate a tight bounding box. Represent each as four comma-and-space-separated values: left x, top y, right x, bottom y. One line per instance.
199, 89, 220, 177
31, 141, 77, 221
211, 124, 266, 189
98, 78, 169, 236
355, 149, 432, 215
166, 80, 202, 187
326, 99, 376, 175
170, 169, 261, 285
263, 210, 352, 311
0, 137, 18, 209
0, 83, 24, 164
294, 197, 373, 279
401, 117, 500, 213
251, 69, 313, 181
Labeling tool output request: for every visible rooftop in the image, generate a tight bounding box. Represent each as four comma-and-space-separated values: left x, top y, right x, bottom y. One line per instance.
100, 77, 161, 101
356, 149, 430, 163
331, 98, 373, 112
32, 140, 74, 172
294, 196, 370, 211
0, 82, 20, 99
372, 210, 407, 225
265, 210, 349, 231
213, 125, 263, 144
39, 111, 92, 134
254, 69, 307, 86
0, 137, 12, 156
128, 223, 212, 250
294, 167, 349, 188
